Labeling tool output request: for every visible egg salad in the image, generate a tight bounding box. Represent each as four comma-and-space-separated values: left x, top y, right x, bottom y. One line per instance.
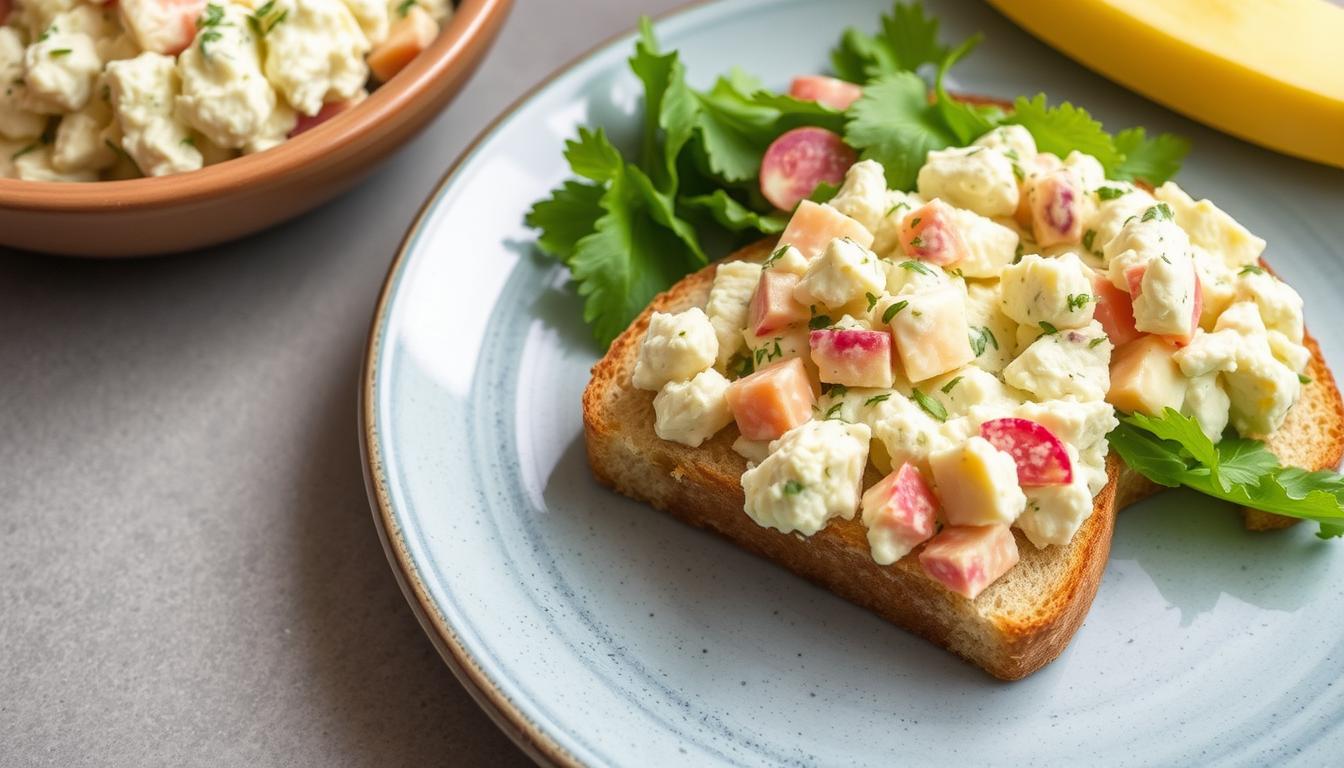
630, 125, 1307, 600
0, 0, 451, 181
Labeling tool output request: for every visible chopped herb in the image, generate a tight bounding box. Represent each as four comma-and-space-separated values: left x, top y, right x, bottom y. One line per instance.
396, 0, 417, 16
1003, 149, 1019, 161
48, 48, 72, 58
885, 201, 910, 217
824, 402, 845, 419
754, 347, 768, 366
969, 326, 998, 357
782, 479, 805, 496
808, 315, 832, 330
864, 393, 891, 408
1141, 202, 1174, 222
1299, 373, 1313, 385
911, 388, 947, 422
826, 384, 848, 397
1096, 186, 1128, 201
1013, 243, 1024, 263
729, 353, 754, 378
770, 340, 782, 360
940, 376, 963, 394
909, 235, 924, 248
910, 216, 922, 227
1088, 337, 1106, 348
865, 292, 879, 311
249, 1, 288, 36
1039, 320, 1059, 334
1066, 293, 1092, 311
199, 3, 225, 27
949, 267, 964, 279
763, 244, 789, 268
1010, 161, 1024, 181
1239, 264, 1265, 276
198, 29, 222, 55
899, 260, 932, 276
1082, 229, 1097, 253
38, 25, 57, 42
881, 300, 909, 323
10, 143, 38, 161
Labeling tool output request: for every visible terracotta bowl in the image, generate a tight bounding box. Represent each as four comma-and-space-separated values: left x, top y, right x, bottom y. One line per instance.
0, 0, 513, 257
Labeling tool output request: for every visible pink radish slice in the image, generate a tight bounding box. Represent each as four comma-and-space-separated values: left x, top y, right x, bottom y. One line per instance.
789, 75, 863, 110
1030, 171, 1083, 247
900, 200, 967, 265
979, 417, 1073, 486
759, 127, 857, 212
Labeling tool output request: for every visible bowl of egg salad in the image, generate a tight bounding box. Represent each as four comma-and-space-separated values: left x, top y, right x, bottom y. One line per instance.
0, 0, 510, 255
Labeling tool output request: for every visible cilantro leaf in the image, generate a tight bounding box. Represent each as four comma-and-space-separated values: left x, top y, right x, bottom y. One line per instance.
1005, 94, 1122, 171
830, 1, 951, 83
628, 18, 698, 192
1111, 127, 1190, 186
564, 126, 624, 182
680, 190, 787, 234
525, 180, 605, 261
845, 72, 956, 190
932, 36, 996, 145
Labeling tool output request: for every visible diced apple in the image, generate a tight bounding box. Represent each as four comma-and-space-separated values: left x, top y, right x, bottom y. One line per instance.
368, 6, 440, 82
886, 285, 974, 382
928, 436, 1027, 527
899, 199, 967, 265
979, 418, 1072, 486
788, 75, 863, 110
118, 0, 206, 55
918, 524, 1020, 600
1107, 335, 1186, 416
289, 96, 363, 136
1029, 170, 1084, 247
725, 357, 817, 441
861, 463, 938, 563
808, 328, 894, 388
1092, 274, 1141, 347
760, 127, 858, 211
777, 199, 873, 260
747, 270, 808, 336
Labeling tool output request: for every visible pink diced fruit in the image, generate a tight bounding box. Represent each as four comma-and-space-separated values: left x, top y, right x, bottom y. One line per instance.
759, 127, 857, 211
748, 270, 809, 336
788, 75, 863, 111
776, 200, 873, 260
862, 463, 938, 556
919, 524, 1020, 600
979, 418, 1073, 487
289, 98, 361, 136
808, 328, 894, 388
725, 358, 817, 441
900, 200, 967, 265
1029, 171, 1083, 247
119, 0, 207, 55
1092, 274, 1141, 347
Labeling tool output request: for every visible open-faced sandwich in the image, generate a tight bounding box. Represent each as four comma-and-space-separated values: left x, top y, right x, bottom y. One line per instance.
530, 3, 1344, 679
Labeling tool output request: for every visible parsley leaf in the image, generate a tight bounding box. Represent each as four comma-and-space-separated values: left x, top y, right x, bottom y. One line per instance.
845, 72, 957, 190
829, 1, 951, 83
1005, 94, 1122, 170
525, 180, 605, 261
1111, 127, 1190, 186
680, 190, 786, 234
911, 387, 947, 422
782, 479, 805, 495
932, 36, 997, 145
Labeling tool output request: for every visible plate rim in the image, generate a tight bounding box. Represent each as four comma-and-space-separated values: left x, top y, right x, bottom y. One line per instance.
358, 3, 720, 765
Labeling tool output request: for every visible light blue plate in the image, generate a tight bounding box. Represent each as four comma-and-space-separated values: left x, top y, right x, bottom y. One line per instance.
360, 1, 1344, 764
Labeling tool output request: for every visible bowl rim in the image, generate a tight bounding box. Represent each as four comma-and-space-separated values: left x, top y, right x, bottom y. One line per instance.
0, 0, 512, 212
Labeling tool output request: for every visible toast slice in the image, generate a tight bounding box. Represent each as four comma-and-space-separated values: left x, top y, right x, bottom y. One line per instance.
581, 239, 1344, 680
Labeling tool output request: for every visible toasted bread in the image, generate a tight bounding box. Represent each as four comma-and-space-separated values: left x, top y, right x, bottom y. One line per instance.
581, 239, 1344, 679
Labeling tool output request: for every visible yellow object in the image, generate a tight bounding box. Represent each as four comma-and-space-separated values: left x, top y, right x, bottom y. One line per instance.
988, 0, 1344, 169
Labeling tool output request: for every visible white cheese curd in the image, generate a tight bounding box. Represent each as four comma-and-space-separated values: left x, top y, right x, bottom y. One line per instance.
1013, 399, 1118, 453
0, 28, 49, 140
340, 0, 390, 45
870, 393, 956, 472
23, 32, 102, 113
1131, 246, 1197, 337
11, 143, 98, 180
972, 124, 1036, 160
1102, 214, 1190, 281
762, 243, 808, 277
653, 368, 733, 448
1004, 321, 1111, 401
263, 0, 371, 116
1182, 373, 1230, 441
947, 207, 1019, 278
105, 51, 203, 176
793, 236, 884, 310
175, 2, 293, 150
827, 159, 888, 234
704, 260, 762, 369
1214, 300, 1267, 337
1018, 445, 1093, 548
116, 0, 199, 55
929, 366, 1022, 417
1236, 270, 1304, 343
742, 325, 810, 373
1062, 150, 1105, 190
741, 420, 870, 536
14, 0, 80, 36
1267, 331, 1310, 375
963, 282, 1017, 373
816, 385, 910, 431
632, 308, 718, 391
869, 190, 925, 258
52, 97, 116, 172
1173, 329, 1241, 377
240, 100, 298, 154
1083, 185, 1155, 259
732, 435, 770, 465
1223, 344, 1299, 438
882, 256, 952, 297
1193, 247, 1237, 328
998, 252, 1096, 329
1155, 182, 1266, 268
916, 145, 1018, 217
387, 0, 451, 23
928, 436, 1027, 526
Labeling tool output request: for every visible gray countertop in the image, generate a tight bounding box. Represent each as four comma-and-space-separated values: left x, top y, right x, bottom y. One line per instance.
0, 1, 679, 763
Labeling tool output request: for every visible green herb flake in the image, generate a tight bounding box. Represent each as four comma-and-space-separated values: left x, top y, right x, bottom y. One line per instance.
969, 326, 998, 357
865, 292, 879, 312
881, 300, 909, 324
911, 388, 947, 422
396, 0, 417, 16
48, 48, 72, 58
1141, 202, 1174, 222
1082, 229, 1097, 253
899, 260, 932, 276
1299, 373, 1313, 385
10, 143, 39, 161
782, 479, 805, 496
763, 244, 789, 268
1239, 264, 1265, 276
1066, 293, 1092, 312
940, 376, 962, 394
824, 402, 845, 420
1088, 337, 1106, 349
1096, 186, 1128, 201
864, 393, 891, 408
808, 315, 832, 330
1039, 320, 1059, 335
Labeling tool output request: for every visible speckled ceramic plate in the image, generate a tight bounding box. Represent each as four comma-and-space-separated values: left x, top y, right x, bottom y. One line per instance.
360, 1, 1344, 764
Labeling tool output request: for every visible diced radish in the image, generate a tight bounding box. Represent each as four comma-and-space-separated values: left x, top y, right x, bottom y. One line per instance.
1029, 171, 1083, 247
1125, 264, 1146, 298
748, 270, 808, 336
919, 525, 1020, 600
862, 463, 937, 555
808, 328, 894, 388
788, 75, 863, 111
1092, 275, 1141, 347
777, 199, 873, 259
368, 6, 440, 83
118, 0, 206, 56
760, 127, 857, 211
725, 358, 817, 441
1013, 154, 1062, 228
979, 418, 1073, 487
899, 200, 967, 265
289, 98, 362, 136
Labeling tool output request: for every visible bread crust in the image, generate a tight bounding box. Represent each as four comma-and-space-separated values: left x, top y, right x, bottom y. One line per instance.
580, 239, 1343, 679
